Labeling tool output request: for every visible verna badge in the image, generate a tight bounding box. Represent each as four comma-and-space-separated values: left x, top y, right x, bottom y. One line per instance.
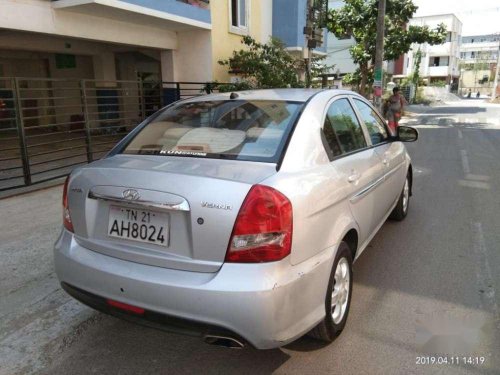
201, 201, 232, 210
122, 189, 140, 201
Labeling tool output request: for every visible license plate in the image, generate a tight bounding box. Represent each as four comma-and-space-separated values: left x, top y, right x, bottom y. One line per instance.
108, 206, 168, 247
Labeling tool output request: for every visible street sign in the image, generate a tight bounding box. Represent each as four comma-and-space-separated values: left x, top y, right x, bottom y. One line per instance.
373, 67, 383, 98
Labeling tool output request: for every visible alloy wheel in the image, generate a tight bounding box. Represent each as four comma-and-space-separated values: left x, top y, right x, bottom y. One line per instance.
331, 257, 350, 324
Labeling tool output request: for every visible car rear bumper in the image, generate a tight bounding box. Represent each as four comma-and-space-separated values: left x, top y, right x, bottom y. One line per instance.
54, 229, 335, 349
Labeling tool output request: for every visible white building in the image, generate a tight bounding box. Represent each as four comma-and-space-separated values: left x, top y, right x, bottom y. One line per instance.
403, 14, 462, 86
324, 0, 357, 80
459, 33, 500, 95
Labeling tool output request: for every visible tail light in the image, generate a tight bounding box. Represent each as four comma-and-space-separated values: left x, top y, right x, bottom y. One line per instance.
226, 185, 293, 263
62, 176, 74, 232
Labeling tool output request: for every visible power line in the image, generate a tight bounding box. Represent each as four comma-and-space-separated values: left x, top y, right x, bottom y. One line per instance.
327, 46, 353, 54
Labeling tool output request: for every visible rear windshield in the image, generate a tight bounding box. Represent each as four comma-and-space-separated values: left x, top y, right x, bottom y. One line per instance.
121, 100, 304, 163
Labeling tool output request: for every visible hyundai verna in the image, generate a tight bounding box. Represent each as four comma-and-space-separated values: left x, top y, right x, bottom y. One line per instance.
54, 89, 418, 349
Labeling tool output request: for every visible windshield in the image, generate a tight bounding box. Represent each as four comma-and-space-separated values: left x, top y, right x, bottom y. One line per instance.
121, 100, 304, 163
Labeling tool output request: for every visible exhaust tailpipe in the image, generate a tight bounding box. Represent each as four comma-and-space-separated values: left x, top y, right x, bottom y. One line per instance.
204, 334, 245, 349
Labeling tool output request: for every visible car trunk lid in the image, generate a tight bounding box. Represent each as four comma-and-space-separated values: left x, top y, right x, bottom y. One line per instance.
67, 155, 277, 273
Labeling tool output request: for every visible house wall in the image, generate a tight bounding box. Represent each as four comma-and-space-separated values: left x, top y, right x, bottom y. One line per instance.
0, 0, 178, 50
273, 0, 327, 54
0, 0, 214, 84
211, 0, 270, 82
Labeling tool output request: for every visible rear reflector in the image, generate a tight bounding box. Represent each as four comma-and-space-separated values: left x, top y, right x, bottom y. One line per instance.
106, 299, 145, 315
225, 185, 292, 263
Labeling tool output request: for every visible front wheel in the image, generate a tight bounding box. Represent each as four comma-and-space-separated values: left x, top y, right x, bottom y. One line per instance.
309, 242, 353, 342
389, 173, 410, 221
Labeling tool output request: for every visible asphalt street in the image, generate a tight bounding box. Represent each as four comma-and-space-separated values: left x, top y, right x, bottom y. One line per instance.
1, 99, 499, 375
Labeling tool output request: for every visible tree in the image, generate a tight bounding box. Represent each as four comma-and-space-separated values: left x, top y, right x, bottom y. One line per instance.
326, 0, 447, 96
218, 36, 303, 89
208, 36, 333, 92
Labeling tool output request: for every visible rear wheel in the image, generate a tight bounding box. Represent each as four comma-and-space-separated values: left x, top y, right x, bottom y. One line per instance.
309, 241, 353, 342
389, 173, 410, 221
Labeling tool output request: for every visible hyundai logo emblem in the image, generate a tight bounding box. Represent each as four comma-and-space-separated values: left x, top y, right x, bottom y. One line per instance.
122, 189, 140, 201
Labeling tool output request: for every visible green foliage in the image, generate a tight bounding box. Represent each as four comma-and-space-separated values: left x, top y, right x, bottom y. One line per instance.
411, 48, 422, 87
326, 0, 447, 96
429, 80, 446, 87
310, 55, 335, 82
218, 36, 303, 89
214, 35, 333, 91
342, 70, 364, 87
216, 81, 255, 93
201, 80, 254, 94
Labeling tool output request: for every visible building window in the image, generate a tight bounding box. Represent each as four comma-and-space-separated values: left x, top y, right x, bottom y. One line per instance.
430, 57, 440, 66
429, 56, 449, 67
471, 51, 475, 58
230, 0, 248, 34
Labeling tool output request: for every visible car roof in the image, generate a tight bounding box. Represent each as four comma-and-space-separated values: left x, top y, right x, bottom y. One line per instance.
183, 88, 360, 103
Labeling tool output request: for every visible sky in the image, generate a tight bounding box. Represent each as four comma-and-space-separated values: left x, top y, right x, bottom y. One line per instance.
413, 0, 500, 35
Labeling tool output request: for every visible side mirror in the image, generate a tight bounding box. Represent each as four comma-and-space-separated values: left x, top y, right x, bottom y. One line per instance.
397, 126, 418, 142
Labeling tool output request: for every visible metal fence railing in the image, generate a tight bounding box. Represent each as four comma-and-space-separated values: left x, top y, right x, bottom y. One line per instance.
0, 78, 220, 192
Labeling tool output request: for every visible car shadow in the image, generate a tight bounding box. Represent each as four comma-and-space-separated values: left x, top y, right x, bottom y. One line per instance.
45, 314, 292, 374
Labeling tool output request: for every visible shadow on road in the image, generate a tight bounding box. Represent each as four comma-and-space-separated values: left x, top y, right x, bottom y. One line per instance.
426, 106, 487, 114
46, 315, 291, 375
403, 117, 497, 130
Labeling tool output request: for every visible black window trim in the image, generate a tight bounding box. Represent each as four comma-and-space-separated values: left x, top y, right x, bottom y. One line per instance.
349, 95, 394, 149
320, 94, 373, 163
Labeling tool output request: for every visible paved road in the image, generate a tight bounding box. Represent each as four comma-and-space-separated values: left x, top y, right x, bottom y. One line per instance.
1, 101, 499, 375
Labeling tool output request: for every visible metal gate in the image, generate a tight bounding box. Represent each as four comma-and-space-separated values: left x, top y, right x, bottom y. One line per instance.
0, 78, 217, 192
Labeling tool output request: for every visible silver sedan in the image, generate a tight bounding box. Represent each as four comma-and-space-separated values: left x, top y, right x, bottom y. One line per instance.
54, 89, 418, 349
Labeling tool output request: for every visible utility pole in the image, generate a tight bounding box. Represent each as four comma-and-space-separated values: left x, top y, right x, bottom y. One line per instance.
373, 0, 386, 112
304, 0, 327, 88
305, 0, 315, 88
492, 42, 500, 100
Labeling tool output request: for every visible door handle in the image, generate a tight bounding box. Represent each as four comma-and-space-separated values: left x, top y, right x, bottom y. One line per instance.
348, 171, 361, 183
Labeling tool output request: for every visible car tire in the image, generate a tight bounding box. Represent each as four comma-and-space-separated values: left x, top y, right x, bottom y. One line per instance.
389, 173, 410, 221
309, 241, 353, 342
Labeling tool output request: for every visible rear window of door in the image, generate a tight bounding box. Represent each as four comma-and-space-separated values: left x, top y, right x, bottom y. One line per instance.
352, 99, 389, 146
322, 98, 367, 159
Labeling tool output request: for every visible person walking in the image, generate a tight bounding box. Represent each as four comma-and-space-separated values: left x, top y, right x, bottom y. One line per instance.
385, 87, 407, 134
